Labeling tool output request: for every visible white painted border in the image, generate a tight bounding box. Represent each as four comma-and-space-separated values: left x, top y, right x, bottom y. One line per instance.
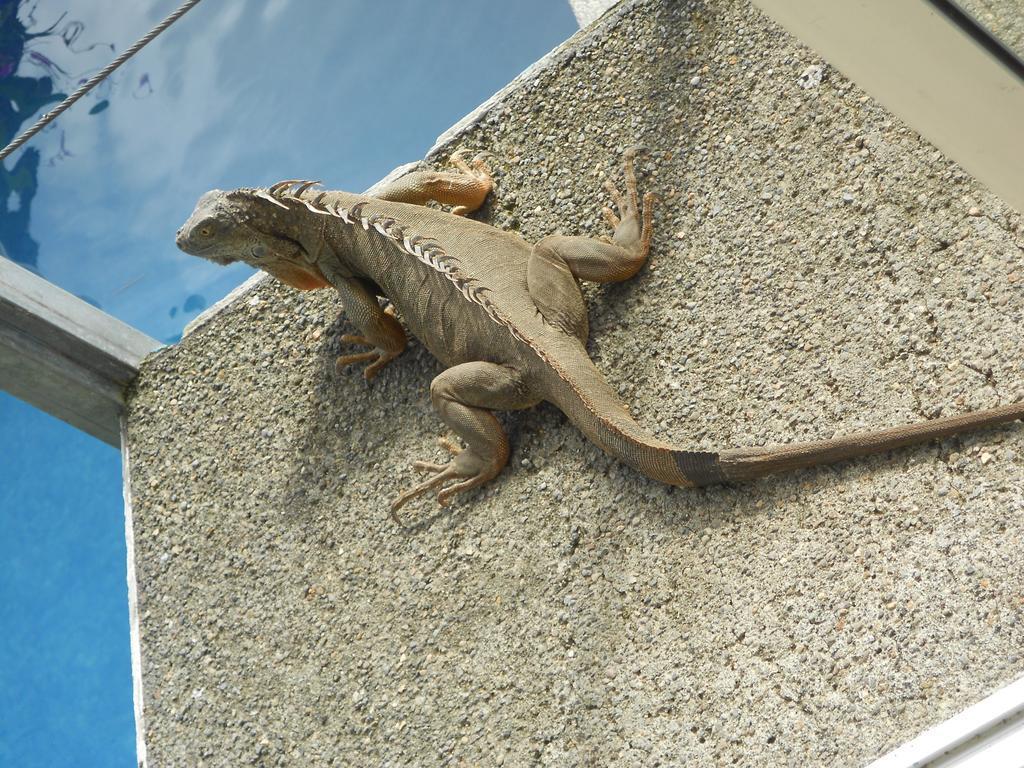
120, 416, 148, 768
867, 675, 1024, 768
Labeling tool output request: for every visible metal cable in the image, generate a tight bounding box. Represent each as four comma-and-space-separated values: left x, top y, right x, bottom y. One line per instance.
0, 0, 203, 164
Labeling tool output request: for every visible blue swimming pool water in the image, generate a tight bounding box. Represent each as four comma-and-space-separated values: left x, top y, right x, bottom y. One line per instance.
0, 395, 131, 766
0, 1, 576, 764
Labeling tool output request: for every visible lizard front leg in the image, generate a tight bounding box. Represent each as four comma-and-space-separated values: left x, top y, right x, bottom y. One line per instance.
333, 277, 406, 381
391, 362, 538, 518
531, 146, 654, 285
375, 151, 493, 215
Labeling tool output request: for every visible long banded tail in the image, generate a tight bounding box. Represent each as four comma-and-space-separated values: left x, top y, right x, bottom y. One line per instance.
710, 400, 1024, 485
544, 343, 1024, 488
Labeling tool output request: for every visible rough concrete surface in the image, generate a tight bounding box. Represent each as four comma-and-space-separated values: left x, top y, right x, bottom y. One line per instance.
125, 1, 1024, 765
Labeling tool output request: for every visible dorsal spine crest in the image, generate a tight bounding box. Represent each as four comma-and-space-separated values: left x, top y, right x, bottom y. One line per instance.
254, 180, 650, 452
259, 181, 527, 344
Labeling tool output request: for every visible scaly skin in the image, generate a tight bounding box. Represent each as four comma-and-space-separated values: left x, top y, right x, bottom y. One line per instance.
177, 150, 1024, 518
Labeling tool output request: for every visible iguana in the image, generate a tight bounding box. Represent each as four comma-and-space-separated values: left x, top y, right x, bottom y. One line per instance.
176, 149, 1024, 517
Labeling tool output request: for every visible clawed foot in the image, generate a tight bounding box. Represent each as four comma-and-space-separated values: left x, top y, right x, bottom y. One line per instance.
335, 335, 400, 381
334, 305, 404, 381
602, 146, 655, 258
335, 307, 402, 380
390, 437, 498, 523
449, 150, 494, 216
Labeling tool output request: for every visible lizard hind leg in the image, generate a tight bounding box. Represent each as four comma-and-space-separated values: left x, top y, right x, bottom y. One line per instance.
391, 362, 538, 520
527, 240, 589, 341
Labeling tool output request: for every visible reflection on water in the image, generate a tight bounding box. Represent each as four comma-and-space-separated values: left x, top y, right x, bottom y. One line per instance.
167, 291, 204, 319
0, 0, 158, 315
0, 1, 69, 271
0, 0, 222, 333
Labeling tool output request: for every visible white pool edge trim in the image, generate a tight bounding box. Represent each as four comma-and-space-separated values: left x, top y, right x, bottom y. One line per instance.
867, 674, 1024, 768
121, 415, 149, 768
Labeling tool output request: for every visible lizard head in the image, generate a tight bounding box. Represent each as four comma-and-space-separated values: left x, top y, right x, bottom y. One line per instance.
176, 189, 330, 290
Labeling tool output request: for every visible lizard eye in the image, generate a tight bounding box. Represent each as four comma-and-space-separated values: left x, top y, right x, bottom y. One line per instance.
195, 218, 218, 238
